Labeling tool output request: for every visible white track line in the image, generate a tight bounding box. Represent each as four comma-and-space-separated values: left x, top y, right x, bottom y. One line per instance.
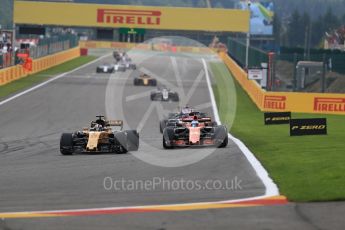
0, 53, 111, 107
202, 59, 221, 124
202, 58, 279, 197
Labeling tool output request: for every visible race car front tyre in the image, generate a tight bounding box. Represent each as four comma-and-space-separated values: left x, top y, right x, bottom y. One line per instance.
125, 130, 139, 151
159, 120, 167, 133
114, 132, 128, 154
60, 133, 74, 155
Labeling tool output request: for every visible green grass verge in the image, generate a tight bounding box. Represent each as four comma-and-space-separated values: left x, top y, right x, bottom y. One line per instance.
211, 62, 345, 202
0, 56, 96, 100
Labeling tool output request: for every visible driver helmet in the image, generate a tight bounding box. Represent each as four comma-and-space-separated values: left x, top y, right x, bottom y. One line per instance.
191, 116, 199, 127
93, 124, 103, 131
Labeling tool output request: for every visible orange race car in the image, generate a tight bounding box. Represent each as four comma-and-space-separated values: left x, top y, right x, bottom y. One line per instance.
162, 111, 228, 149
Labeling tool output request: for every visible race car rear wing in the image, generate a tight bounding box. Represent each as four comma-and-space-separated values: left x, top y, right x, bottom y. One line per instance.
199, 117, 212, 122
182, 117, 212, 122
107, 120, 124, 128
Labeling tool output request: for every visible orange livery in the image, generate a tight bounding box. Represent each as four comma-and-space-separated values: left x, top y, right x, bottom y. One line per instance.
161, 107, 228, 149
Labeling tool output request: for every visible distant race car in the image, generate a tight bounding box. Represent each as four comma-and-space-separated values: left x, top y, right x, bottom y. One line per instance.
113, 51, 122, 62
113, 51, 136, 70
162, 114, 228, 149
114, 60, 136, 72
159, 106, 207, 133
150, 86, 179, 102
114, 61, 127, 72
124, 60, 137, 70
134, 73, 157, 86
129, 63, 137, 70
60, 115, 139, 155
96, 64, 115, 73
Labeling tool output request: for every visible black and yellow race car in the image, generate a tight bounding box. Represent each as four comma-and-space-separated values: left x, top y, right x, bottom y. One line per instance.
134, 73, 157, 86
60, 116, 139, 155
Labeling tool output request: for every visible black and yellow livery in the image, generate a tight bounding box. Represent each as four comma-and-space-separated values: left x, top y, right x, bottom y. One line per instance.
60, 116, 139, 155
134, 74, 157, 86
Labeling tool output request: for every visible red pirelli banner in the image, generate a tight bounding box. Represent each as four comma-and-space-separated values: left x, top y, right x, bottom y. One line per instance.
314, 97, 345, 113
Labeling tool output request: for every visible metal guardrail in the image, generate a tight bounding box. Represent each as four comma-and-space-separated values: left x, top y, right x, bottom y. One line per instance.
227, 37, 268, 69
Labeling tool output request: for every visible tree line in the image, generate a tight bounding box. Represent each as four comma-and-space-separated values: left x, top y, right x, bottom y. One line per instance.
275, 7, 344, 48
0, 0, 12, 30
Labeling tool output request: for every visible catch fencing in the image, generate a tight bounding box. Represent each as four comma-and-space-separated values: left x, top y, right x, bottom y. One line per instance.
227, 37, 345, 94
1, 34, 78, 69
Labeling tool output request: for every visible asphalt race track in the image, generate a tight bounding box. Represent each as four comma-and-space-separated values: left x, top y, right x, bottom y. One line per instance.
0, 50, 344, 229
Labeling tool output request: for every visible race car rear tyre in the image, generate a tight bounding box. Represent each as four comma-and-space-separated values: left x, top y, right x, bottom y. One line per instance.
114, 132, 128, 154
218, 135, 228, 148
210, 121, 218, 127
134, 78, 140, 86
125, 130, 139, 151
150, 79, 157, 86
215, 126, 228, 148
60, 133, 74, 155
150, 93, 157, 101
172, 93, 179, 102
163, 128, 174, 149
